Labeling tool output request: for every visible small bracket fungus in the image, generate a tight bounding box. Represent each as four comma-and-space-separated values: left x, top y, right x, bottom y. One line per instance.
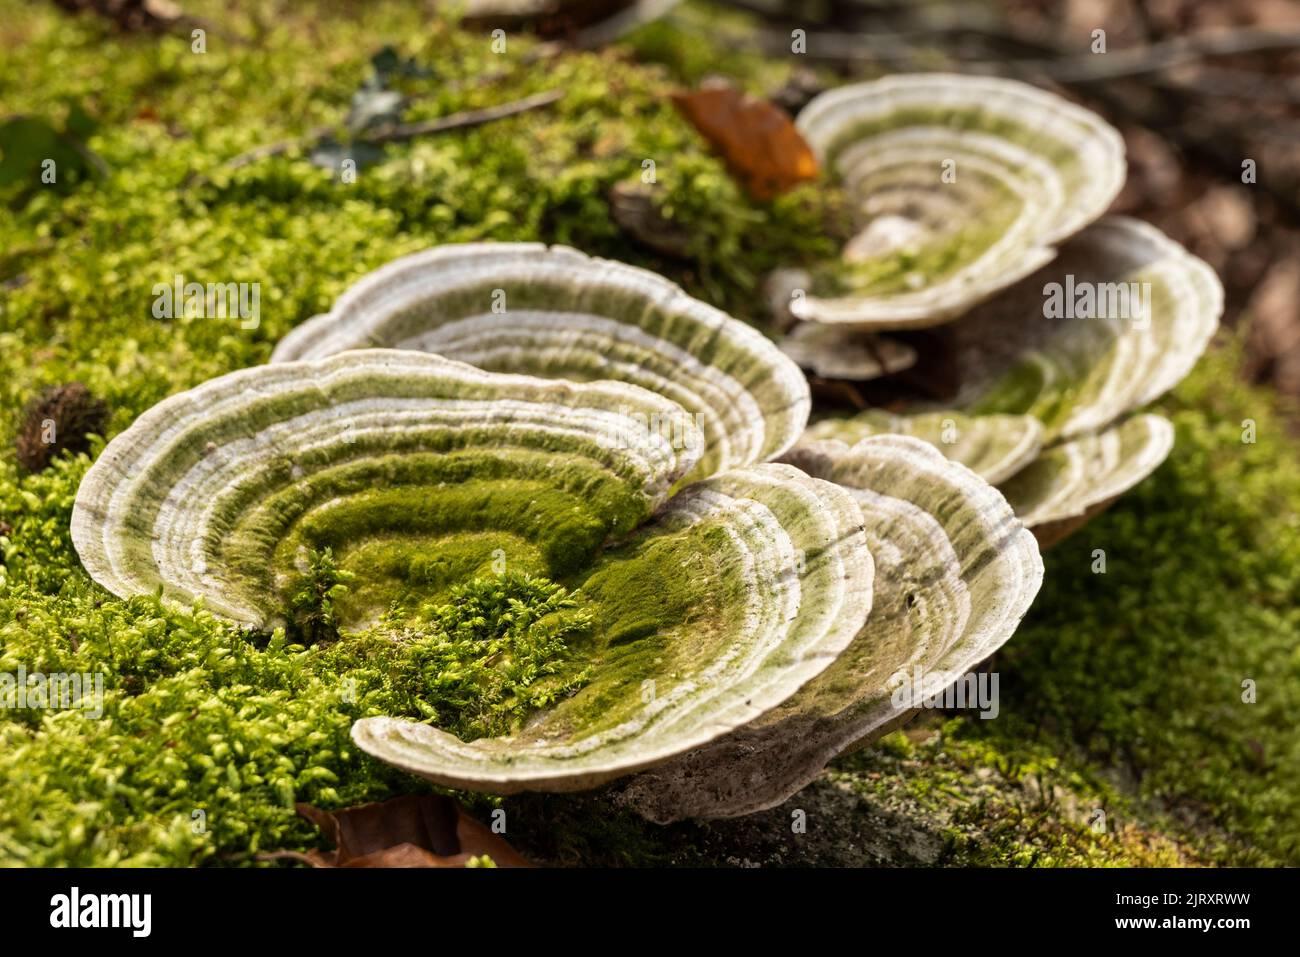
790, 74, 1126, 329
798, 218, 1223, 541
618, 436, 1043, 821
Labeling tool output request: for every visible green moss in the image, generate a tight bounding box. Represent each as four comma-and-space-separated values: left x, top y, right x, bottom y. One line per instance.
379, 572, 596, 740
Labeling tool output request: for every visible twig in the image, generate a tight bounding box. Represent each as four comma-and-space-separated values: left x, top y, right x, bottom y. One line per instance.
1154, 67, 1300, 105
195, 89, 564, 184
363, 88, 564, 144
1006, 28, 1300, 84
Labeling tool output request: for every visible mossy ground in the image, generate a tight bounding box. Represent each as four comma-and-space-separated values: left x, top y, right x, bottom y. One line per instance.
1, 1, 1296, 866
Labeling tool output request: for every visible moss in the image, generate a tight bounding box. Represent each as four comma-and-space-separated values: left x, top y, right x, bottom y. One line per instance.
381, 572, 596, 740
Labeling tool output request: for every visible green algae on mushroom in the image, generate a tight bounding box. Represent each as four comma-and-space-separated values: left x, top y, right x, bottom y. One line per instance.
803, 409, 1044, 486
617, 435, 1043, 822
352, 462, 875, 792
271, 243, 810, 482
790, 74, 1125, 329
71, 350, 703, 629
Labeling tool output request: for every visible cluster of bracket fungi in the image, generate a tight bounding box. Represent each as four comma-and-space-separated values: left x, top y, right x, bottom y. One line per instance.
71, 73, 1220, 821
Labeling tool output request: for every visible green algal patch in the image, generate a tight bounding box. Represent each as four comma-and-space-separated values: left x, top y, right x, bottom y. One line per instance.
829, 721, 1201, 867
809, 211, 1021, 300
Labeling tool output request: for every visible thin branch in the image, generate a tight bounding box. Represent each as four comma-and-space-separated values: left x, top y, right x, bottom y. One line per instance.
1154, 66, 1300, 104
1010, 28, 1300, 83
197, 89, 564, 184
363, 88, 564, 144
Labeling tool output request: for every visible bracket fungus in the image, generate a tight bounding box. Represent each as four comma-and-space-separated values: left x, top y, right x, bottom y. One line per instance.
795, 217, 1223, 540
71, 337, 1041, 801
790, 73, 1126, 329
779, 322, 918, 382
272, 243, 810, 482
71, 350, 705, 628
618, 436, 1043, 821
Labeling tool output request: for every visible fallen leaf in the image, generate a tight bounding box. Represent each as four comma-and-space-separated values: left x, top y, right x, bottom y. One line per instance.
280, 794, 531, 868
671, 81, 819, 201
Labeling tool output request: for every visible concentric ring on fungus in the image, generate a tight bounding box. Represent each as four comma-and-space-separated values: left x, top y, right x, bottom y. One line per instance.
72, 349, 883, 793
272, 243, 811, 483
789, 73, 1126, 329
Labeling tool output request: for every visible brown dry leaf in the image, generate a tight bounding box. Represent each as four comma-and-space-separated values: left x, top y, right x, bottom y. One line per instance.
281, 794, 531, 868
671, 81, 819, 201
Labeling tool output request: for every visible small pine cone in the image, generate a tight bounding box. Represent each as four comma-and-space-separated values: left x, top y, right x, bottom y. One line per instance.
15, 383, 109, 473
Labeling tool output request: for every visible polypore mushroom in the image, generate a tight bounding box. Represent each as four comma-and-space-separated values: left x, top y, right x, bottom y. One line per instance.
804, 410, 1043, 485
272, 243, 810, 482
789, 73, 1126, 329
798, 218, 1222, 539
618, 435, 1043, 821
71, 347, 1041, 800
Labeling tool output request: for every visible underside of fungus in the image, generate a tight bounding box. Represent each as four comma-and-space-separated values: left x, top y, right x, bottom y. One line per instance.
271, 243, 810, 482
617, 436, 1043, 821
778, 322, 917, 381
789, 73, 1126, 329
